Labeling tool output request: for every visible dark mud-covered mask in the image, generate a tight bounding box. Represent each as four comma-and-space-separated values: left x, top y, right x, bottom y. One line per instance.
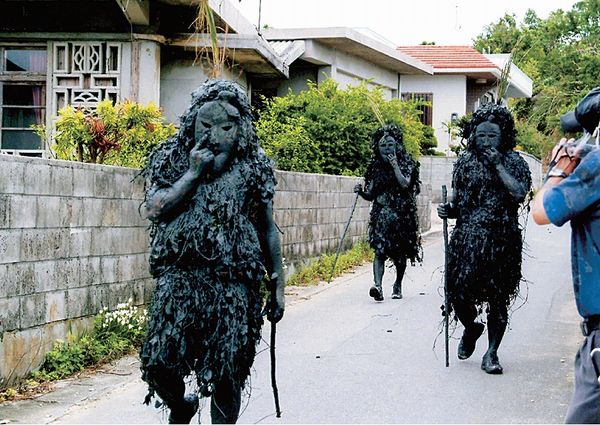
377, 135, 397, 161
194, 99, 240, 156
475, 121, 502, 153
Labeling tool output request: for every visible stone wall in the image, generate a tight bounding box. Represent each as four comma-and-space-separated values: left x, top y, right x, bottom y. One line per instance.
0, 155, 152, 385
420, 152, 543, 203
0, 156, 432, 383
273, 171, 431, 274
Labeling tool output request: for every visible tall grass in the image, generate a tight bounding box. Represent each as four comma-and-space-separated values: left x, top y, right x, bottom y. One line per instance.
287, 241, 373, 287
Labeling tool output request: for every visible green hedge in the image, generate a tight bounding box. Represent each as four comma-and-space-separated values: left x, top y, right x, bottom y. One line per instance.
256, 79, 426, 176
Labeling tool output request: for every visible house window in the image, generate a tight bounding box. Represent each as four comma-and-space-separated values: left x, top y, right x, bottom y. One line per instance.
401, 92, 433, 126
0, 47, 47, 157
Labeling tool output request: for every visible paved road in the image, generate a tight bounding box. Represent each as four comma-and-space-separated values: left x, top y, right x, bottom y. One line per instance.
0, 216, 581, 423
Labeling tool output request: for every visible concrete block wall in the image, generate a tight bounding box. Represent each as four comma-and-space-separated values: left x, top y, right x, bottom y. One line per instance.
417, 184, 432, 232
519, 151, 544, 190
273, 171, 370, 266
419, 156, 456, 203
420, 152, 543, 203
0, 155, 152, 385
0, 158, 433, 383
273, 170, 432, 274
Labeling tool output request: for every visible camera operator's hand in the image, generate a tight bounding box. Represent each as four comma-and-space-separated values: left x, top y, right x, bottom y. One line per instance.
549, 138, 579, 177
550, 138, 572, 161
557, 155, 580, 177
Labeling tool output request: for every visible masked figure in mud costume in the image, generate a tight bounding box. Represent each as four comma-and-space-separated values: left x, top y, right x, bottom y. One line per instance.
139, 80, 285, 423
354, 125, 422, 301
438, 104, 531, 374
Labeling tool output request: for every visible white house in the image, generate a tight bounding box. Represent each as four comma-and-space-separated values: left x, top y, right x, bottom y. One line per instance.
1, 1, 532, 159
255, 32, 532, 156
397, 45, 533, 154
0, 0, 287, 157
254, 27, 433, 102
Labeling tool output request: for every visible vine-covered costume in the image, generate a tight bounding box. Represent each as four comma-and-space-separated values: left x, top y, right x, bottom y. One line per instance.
139, 137, 276, 399
442, 103, 533, 374
364, 146, 422, 264
448, 150, 531, 309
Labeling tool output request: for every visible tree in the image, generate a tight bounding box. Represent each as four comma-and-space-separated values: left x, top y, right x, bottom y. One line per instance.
473, 0, 600, 158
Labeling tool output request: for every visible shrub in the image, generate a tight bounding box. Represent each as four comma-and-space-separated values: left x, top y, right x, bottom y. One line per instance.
36, 100, 176, 168
256, 113, 322, 173
256, 79, 424, 176
420, 125, 439, 155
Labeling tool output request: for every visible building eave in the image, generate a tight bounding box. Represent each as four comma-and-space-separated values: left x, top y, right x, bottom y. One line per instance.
484, 54, 533, 98
269, 40, 306, 67
114, 0, 150, 26
432, 67, 501, 80
262, 27, 433, 75
168, 33, 289, 77
158, 0, 257, 35
0, 32, 166, 43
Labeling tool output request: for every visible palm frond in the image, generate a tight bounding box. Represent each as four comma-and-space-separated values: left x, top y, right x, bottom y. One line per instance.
366, 91, 385, 126
192, 0, 229, 77
495, 54, 512, 104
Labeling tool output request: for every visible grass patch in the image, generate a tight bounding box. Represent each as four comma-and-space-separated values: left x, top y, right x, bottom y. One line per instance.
287, 240, 373, 287
0, 299, 147, 402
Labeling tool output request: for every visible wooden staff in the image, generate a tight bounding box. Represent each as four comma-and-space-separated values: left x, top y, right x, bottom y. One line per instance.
270, 320, 281, 417
268, 274, 282, 418
327, 193, 360, 285
442, 185, 450, 368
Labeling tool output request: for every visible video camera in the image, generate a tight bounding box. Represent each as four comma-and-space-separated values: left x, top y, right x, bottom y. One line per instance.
547, 87, 600, 178
557, 128, 598, 161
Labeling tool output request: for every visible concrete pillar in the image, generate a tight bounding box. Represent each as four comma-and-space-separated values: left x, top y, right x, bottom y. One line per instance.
129, 40, 161, 104
318, 65, 336, 84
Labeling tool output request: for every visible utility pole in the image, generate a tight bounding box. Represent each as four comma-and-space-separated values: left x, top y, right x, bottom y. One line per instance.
257, 0, 262, 35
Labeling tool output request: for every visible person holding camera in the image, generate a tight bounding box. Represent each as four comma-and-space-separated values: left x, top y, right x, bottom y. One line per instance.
532, 86, 600, 423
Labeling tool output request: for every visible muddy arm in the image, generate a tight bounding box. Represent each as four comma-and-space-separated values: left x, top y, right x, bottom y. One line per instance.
256, 200, 285, 322
354, 181, 376, 201
146, 147, 215, 222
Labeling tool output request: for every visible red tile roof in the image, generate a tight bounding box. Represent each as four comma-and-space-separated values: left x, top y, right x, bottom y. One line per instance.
397, 46, 499, 70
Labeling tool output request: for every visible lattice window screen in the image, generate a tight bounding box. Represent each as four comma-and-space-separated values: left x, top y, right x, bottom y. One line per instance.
52, 41, 121, 115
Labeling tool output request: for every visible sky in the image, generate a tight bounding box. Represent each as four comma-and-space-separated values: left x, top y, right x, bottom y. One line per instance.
231, 0, 580, 46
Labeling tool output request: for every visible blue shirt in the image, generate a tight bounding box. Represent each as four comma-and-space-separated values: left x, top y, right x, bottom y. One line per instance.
544, 149, 600, 318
